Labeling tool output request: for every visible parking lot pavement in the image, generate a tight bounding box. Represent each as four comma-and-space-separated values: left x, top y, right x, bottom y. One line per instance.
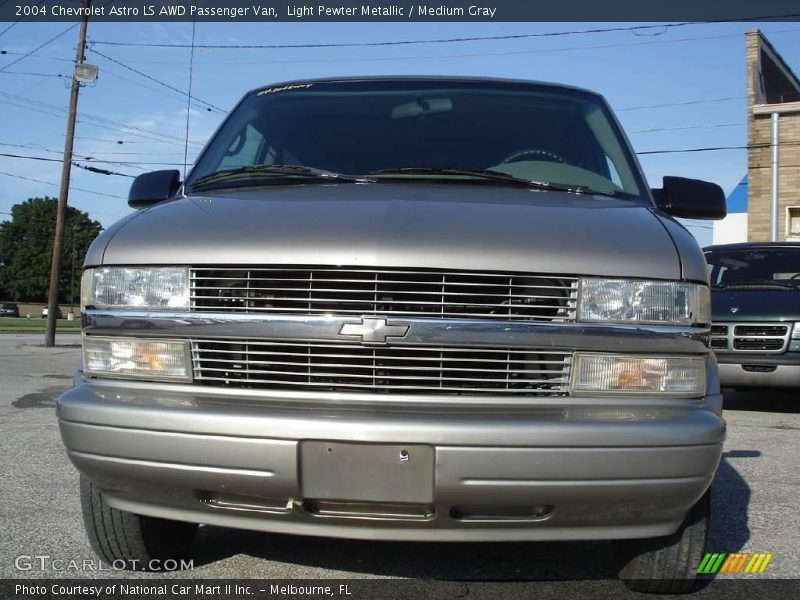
1, 335, 797, 597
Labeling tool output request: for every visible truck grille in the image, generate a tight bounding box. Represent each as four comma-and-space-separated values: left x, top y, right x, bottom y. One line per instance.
190, 266, 578, 321
192, 339, 571, 396
710, 322, 789, 354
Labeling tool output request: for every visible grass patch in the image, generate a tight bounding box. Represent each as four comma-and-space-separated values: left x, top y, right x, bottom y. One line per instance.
0, 318, 81, 333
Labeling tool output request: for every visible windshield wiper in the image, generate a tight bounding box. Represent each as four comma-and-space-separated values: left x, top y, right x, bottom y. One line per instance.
191, 164, 374, 191
368, 167, 610, 196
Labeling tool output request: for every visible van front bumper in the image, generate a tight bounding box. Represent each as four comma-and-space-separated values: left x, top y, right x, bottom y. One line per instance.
57, 375, 724, 543
717, 353, 800, 388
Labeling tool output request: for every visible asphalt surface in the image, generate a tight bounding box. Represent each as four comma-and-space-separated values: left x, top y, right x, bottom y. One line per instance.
1, 333, 798, 598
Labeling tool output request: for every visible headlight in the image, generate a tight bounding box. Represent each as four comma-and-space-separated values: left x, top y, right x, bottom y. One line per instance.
578, 278, 709, 325
571, 353, 706, 397
82, 267, 189, 310
791, 323, 800, 351
83, 336, 191, 381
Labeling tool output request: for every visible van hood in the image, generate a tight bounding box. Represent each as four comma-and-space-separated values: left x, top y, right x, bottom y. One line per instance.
711, 288, 800, 321
90, 183, 695, 280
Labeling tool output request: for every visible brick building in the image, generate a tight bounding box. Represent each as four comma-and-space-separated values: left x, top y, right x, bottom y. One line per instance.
713, 31, 800, 245
745, 30, 800, 242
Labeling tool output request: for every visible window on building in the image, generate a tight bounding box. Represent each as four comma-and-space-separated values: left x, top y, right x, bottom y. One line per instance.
787, 206, 800, 240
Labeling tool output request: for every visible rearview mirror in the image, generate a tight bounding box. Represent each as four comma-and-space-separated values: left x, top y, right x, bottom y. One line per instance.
391, 97, 453, 119
128, 170, 181, 209
652, 176, 726, 220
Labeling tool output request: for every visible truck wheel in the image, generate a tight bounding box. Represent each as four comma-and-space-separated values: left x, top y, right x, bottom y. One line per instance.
80, 475, 198, 571
616, 491, 710, 594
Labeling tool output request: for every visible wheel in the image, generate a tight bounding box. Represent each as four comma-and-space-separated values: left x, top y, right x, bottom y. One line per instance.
80, 475, 198, 571
616, 491, 710, 594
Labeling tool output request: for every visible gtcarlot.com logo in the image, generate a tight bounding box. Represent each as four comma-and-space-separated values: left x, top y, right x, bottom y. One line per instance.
14, 554, 194, 572
697, 552, 773, 575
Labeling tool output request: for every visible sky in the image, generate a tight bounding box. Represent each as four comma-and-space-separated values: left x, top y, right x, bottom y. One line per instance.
1, 20, 799, 246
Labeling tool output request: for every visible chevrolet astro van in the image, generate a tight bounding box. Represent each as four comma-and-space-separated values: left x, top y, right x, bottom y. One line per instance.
57, 77, 727, 593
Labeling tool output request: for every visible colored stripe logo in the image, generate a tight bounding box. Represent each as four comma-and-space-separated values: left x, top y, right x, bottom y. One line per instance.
697, 552, 773, 574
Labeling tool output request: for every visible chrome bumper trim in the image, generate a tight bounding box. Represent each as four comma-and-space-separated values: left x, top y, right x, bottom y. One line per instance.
84, 310, 709, 353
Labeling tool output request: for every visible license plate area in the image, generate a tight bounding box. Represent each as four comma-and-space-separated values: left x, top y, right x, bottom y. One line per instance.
300, 442, 434, 504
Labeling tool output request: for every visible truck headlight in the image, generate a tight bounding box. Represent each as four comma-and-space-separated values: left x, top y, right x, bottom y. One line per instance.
83, 336, 192, 381
578, 278, 709, 326
571, 353, 706, 397
82, 267, 190, 310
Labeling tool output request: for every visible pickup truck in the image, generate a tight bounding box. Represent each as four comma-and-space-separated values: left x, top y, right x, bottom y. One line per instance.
57, 76, 727, 593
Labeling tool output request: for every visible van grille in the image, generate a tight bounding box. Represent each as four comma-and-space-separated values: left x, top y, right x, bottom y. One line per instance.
710, 338, 727, 350
192, 339, 571, 396
732, 338, 784, 351
190, 266, 578, 321
733, 325, 788, 337
710, 322, 789, 354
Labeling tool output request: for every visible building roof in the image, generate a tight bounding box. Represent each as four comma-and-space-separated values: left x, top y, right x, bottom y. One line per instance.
750, 30, 800, 104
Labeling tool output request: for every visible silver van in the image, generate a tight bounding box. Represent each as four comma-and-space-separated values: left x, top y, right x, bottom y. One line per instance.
58, 77, 727, 593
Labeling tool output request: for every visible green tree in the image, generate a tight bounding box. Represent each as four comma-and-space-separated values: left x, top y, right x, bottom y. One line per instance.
0, 197, 102, 303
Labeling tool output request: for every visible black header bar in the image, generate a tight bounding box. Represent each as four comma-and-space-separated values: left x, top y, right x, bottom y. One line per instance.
2, 0, 800, 23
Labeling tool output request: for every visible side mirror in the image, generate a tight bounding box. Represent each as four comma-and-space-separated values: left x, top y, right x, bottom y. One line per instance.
652, 176, 727, 220
128, 170, 181, 209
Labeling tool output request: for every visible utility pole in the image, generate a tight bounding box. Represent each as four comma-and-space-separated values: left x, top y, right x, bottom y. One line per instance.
45, 0, 91, 347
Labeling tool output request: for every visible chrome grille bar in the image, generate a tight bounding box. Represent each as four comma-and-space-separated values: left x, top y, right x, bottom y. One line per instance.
192, 339, 571, 396
190, 266, 578, 321
710, 322, 790, 354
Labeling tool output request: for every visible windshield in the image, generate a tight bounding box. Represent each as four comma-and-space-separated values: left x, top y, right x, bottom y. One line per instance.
705, 247, 800, 287
187, 79, 644, 197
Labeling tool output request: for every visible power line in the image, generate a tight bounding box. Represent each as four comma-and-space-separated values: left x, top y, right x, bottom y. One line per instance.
156, 28, 800, 68
0, 141, 183, 156
637, 141, 800, 155
629, 123, 745, 134
183, 17, 197, 179
86, 16, 800, 50
0, 5, 26, 39
0, 170, 126, 199
0, 91, 206, 147
0, 70, 65, 77
0, 152, 136, 177
0, 50, 74, 63
0, 152, 60, 162
12, 25, 800, 69
617, 96, 746, 112
89, 47, 225, 113
73, 136, 193, 145
98, 65, 190, 105
73, 162, 134, 177
0, 24, 77, 72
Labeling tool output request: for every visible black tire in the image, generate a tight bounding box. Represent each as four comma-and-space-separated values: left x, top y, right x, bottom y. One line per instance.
616, 491, 710, 594
80, 475, 198, 571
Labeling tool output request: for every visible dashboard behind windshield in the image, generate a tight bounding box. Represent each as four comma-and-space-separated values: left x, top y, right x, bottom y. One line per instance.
187, 79, 645, 197
705, 247, 800, 285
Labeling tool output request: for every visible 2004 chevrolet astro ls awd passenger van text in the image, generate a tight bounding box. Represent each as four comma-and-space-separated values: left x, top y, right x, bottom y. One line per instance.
57, 77, 728, 593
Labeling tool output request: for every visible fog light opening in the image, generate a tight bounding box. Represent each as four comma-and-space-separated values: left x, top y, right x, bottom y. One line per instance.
450, 504, 555, 522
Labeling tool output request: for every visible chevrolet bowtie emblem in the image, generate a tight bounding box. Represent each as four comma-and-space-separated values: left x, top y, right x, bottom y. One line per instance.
339, 317, 410, 344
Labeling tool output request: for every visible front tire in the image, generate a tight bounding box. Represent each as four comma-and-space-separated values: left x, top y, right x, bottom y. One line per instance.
80, 475, 198, 571
617, 491, 710, 594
